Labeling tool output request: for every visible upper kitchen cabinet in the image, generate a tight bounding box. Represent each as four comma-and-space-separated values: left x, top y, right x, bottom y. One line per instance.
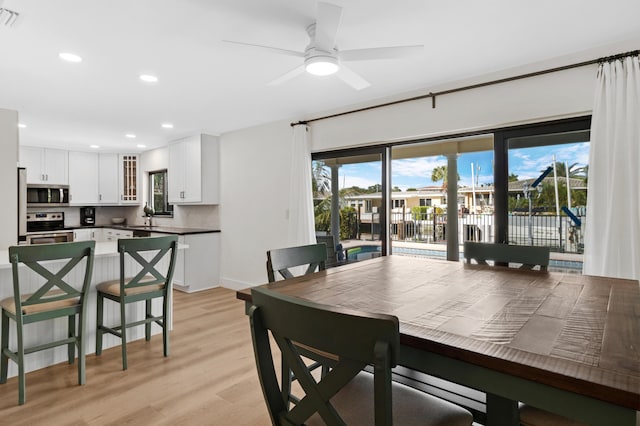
68, 151, 99, 204
20, 146, 68, 185
168, 134, 219, 205
119, 154, 139, 204
98, 153, 119, 204
67, 152, 136, 205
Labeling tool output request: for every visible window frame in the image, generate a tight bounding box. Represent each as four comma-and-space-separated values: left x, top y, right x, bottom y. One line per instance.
148, 169, 173, 217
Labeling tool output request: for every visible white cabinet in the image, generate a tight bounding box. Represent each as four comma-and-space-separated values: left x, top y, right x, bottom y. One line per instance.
67, 152, 133, 206
119, 154, 139, 204
73, 228, 96, 241
103, 228, 133, 241
172, 233, 220, 293
98, 154, 119, 204
168, 134, 219, 205
68, 151, 99, 205
20, 147, 68, 184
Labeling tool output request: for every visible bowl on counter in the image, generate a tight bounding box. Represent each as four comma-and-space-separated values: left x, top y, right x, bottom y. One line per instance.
111, 217, 126, 224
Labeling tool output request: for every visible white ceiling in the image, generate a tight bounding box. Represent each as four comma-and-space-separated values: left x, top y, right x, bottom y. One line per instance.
1, 0, 639, 152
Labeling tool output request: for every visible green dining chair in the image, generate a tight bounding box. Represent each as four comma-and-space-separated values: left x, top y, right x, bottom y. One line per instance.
0, 240, 96, 405
463, 241, 550, 271
266, 243, 334, 407
463, 242, 580, 424
249, 287, 474, 425
95, 236, 178, 370
266, 243, 327, 282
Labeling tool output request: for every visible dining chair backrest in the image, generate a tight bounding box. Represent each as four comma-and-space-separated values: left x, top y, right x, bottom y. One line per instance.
316, 235, 338, 267
9, 240, 96, 321
464, 241, 550, 271
249, 286, 400, 425
117, 236, 178, 296
266, 243, 327, 282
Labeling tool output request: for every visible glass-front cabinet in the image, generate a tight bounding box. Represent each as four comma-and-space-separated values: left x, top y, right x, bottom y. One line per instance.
119, 154, 139, 204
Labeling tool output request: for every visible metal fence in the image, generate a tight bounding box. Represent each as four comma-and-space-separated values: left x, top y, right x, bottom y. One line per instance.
387, 211, 584, 254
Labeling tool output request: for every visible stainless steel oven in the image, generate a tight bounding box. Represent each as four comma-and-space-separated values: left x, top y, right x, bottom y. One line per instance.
25, 212, 73, 245
26, 232, 74, 245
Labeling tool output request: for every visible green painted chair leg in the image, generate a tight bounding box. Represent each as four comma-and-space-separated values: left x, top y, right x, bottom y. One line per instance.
145, 299, 152, 341
78, 313, 86, 385
120, 301, 127, 370
1, 312, 9, 384
162, 297, 169, 357
95, 293, 104, 355
17, 323, 25, 405
68, 315, 76, 364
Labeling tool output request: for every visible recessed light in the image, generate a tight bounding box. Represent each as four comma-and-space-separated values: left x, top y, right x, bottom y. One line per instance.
18, 123, 26, 128
139, 74, 158, 83
59, 52, 83, 63
161, 123, 174, 129
136, 144, 147, 149
125, 134, 136, 139
90, 145, 100, 149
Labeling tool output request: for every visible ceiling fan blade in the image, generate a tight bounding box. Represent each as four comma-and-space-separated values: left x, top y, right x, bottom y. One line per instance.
336, 64, 370, 90
314, 2, 342, 51
222, 40, 304, 58
340, 45, 424, 62
267, 64, 306, 86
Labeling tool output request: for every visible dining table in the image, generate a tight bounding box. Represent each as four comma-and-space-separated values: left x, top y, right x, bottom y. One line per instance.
237, 255, 640, 426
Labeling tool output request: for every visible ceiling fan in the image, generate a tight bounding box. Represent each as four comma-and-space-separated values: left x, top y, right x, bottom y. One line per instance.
223, 2, 423, 90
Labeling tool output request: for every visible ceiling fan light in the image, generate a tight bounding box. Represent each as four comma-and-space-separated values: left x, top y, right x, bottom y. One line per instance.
305, 56, 339, 76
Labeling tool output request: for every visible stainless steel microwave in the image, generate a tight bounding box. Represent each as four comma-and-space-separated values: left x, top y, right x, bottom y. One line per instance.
26, 184, 70, 207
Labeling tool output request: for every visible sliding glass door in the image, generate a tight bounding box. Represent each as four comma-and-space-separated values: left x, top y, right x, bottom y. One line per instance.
312, 147, 387, 262
312, 116, 591, 272
390, 135, 494, 261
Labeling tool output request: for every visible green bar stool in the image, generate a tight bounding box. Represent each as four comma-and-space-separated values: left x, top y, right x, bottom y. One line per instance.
0, 240, 96, 405
95, 236, 178, 370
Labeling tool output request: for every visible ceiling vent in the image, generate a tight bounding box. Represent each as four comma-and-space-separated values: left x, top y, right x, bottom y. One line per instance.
0, 7, 19, 27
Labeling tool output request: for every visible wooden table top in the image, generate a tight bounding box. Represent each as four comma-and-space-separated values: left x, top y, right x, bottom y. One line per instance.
237, 255, 640, 410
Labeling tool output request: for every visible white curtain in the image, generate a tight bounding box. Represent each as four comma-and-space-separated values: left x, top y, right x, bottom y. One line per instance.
583, 54, 640, 280
287, 124, 316, 247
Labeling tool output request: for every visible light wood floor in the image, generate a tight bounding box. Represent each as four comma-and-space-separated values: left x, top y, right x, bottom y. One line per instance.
0, 287, 273, 425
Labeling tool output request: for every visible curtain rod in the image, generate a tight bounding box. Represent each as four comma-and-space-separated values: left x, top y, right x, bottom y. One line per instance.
291, 49, 639, 127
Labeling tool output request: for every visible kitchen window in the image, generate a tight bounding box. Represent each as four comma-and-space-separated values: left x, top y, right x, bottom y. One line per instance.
149, 170, 173, 216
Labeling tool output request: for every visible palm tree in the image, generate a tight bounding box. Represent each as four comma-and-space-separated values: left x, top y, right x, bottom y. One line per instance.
545, 162, 588, 181
431, 165, 460, 189
312, 161, 331, 197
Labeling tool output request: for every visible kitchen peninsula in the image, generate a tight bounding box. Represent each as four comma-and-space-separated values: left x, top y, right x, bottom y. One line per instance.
0, 225, 219, 378
73, 224, 221, 294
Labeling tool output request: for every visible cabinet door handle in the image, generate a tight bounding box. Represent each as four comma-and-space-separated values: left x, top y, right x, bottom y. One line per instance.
99, 194, 102, 201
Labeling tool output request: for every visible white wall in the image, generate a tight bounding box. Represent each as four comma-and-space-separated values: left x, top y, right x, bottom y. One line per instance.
219, 65, 598, 290
219, 120, 293, 289
310, 65, 597, 151
0, 109, 19, 248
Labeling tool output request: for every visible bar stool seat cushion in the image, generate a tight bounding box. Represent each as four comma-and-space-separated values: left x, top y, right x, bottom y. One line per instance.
0, 290, 79, 315
96, 275, 161, 297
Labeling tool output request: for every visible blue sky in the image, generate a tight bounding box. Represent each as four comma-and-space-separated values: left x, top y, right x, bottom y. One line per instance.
334, 142, 590, 190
